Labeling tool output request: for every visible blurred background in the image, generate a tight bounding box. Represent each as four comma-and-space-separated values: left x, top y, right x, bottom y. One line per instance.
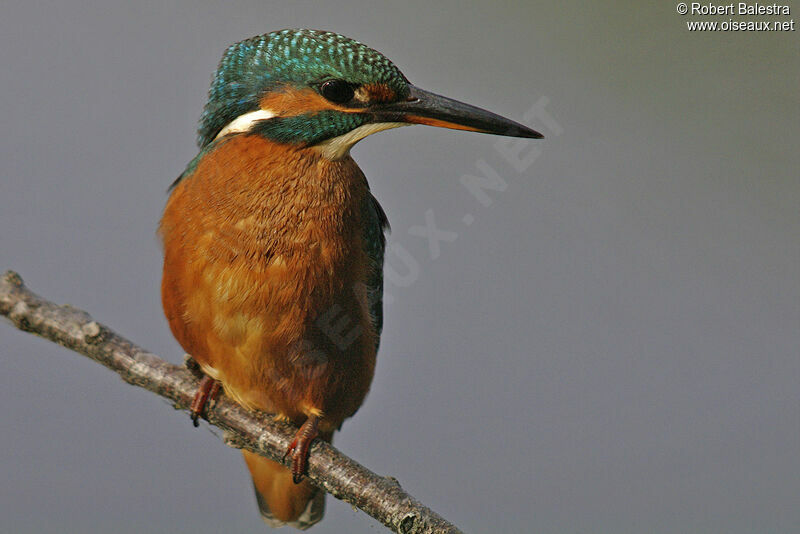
1, 2, 798, 533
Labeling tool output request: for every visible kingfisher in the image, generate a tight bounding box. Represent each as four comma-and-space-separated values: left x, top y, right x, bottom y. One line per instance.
159, 29, 541, 529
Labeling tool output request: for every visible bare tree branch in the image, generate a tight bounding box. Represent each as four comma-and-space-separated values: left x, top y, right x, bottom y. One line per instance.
0, 270, 464, 534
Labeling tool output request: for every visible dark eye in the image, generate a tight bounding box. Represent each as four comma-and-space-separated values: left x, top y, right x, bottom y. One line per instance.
320, 79, 355, 104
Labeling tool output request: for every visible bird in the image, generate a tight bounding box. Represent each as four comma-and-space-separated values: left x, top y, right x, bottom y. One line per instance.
159, 28, 542, 530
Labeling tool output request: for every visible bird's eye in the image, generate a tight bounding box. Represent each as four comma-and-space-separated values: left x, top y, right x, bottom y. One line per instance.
320, 79, 355, 104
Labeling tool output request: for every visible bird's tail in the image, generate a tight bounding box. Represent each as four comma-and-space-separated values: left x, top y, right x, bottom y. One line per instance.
242, 450, 325, 530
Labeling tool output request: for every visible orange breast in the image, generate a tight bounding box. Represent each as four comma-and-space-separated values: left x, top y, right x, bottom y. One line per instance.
160, 135, 378, 430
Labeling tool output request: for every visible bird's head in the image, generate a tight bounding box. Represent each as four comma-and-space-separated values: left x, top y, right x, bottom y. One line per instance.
198, 29, 542, 159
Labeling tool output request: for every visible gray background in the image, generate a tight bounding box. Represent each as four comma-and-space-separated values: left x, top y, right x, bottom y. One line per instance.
1, 2, 798, 533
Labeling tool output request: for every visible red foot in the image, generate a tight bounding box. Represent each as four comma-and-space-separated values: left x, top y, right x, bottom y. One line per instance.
283, 416, 320, 483
190, 375, 221, 427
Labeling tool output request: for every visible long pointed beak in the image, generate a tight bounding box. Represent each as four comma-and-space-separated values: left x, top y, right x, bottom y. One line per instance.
373, 85, 543, 139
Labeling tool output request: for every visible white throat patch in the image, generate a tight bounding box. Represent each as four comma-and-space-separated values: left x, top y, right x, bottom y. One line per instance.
314, 122, 408, 160
213, 109, 276, 141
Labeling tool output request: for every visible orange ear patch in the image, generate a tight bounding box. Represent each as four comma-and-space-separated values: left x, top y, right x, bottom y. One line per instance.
258, 84, 398, 115
259, 86, 352, 116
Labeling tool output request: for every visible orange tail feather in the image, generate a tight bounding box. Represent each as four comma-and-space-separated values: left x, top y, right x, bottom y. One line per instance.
243, 451, 325, 529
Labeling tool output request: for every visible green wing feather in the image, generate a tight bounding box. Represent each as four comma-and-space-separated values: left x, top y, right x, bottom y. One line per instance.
363, 194, 388, 349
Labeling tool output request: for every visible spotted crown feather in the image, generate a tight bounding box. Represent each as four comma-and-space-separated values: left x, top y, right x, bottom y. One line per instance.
197, 29, 409, 148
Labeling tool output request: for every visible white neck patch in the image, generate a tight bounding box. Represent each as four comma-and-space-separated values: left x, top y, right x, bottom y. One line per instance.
314, 122, 408, 160
213, 109, 276, 141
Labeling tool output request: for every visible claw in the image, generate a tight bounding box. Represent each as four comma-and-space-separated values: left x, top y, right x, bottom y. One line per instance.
284, 416, 320, 483
189, 375, 221, 426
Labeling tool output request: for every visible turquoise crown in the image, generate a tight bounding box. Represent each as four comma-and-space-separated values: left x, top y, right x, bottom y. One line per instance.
197, 29, 409, 148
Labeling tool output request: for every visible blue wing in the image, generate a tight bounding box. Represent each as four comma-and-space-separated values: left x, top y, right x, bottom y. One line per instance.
363, 194, 388, 349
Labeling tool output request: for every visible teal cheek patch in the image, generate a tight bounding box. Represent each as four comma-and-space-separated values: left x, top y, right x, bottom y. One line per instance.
252, 111, 372, 146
